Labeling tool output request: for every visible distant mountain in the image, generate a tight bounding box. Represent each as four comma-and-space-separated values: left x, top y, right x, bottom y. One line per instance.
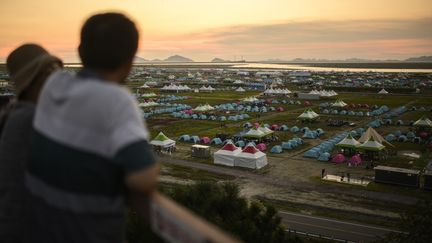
211, 58, 230, 63
151, 59, 162, 62
164, 55, 194, 62
134, 56, 148, 63
405, 56, 432, 62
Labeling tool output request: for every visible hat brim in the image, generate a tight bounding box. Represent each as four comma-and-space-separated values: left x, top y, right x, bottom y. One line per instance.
11, 54, 62, 96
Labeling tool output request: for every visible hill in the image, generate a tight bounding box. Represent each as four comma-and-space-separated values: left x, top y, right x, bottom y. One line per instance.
211, 58, 229, 63
164, 55, 194, 62
405, 56, 432, 62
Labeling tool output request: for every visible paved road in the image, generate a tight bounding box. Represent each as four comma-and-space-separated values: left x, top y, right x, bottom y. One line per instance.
279, 211, 404, 243
160, 156, 417, 205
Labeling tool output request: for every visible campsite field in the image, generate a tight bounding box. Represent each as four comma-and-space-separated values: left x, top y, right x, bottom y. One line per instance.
135, 84, 432, 229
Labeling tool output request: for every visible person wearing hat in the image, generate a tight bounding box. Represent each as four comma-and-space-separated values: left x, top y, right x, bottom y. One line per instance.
0, 44, 62, 242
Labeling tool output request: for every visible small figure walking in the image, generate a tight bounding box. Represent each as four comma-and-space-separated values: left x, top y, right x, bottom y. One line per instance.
321, 168, 326, 179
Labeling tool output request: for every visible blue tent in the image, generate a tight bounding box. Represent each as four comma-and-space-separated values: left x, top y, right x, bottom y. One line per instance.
350, 130, 358, 137
357, 111, 364, 116
179, 134, 190, 142
228, 116, 238, 121
190, 136, 200, 143
289, 140, 298, 147
243, 114, 250, 119
317, 152, 331, 161
348, 111, 355, 116
396, 120, 404, 126
279, 125, 289, 131
210, 115, 217, 120
235, 140, 245, 148
243, 122, 253, 128
398, 135, 408, 142
293, 137, 304, 145
290, 126, 300, 133
407, 131, 415, 139
219, 116, 227, 121
395, 130, 402, 137
301, 127, 310, 133
331, 110, 339, 115
270, 145, 283, 153
316, 128, 325, 136
385, 134, 396, 142
304, 149, 320, 158
384, 119, 392, 125
200, 114, 207, 120
211, 138, 223, 145
413, 137, 422, 143
303, 131, 317, 139
322, 109, 330, 114
282, 142, 293, 150
191, 114, 198, 119
340, 110, 347, 115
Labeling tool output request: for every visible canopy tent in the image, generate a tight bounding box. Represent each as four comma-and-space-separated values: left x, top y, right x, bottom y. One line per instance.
235, 87, 246, 92
378, 88, 389, 94
150, 132, 176, 148
234, 143, 268, 169
331, 99, 347, 108
358, 127, 393, 147
297, 108, 319, 121
214, 140, 242, 167
243, 128, 267, 139
336, 134, 360, 149
413, 116, 432, 127
358, 137, 385, 151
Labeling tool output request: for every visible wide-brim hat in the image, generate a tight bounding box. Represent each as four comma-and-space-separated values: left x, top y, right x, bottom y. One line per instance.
6, 44, 62, 96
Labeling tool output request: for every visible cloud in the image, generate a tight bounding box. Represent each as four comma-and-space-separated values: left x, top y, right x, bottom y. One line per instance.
140, 18, 432, 60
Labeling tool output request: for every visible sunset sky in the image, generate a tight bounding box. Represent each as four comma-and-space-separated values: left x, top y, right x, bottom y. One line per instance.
1, 0, 431, 62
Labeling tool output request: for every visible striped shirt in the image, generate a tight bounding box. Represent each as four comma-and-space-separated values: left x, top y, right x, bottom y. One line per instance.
26, 70, 156, 243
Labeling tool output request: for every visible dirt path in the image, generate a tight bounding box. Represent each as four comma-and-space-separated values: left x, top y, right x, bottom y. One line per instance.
159, 156, 417, 206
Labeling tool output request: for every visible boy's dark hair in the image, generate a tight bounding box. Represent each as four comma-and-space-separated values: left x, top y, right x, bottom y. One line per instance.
79, 13, 139, 70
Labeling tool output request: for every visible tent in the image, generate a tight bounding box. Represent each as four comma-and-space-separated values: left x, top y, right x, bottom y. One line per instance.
332, 99, 347, 108
214, 140, 242, 167
235, 87, 246, 92
235, 140, 245, 148
303, 131, 317, 139
211, 138, 223, 145
304, 149, 320, 158
332, 153, 345, 164
243, 128, 266, 139
398, 135, 408, 142
234, 143, 268, 169
413, 117, 432, 127
201, 137, 211, 144
150, 132, 176, 148
336, 134, 360, 149
348, 154, 362, 165
279, 125, 289, 131
358, 127, 393, 147
378, 88, 389, 94
270, 145, 283, 153
358, 137, 385, 151
256, 143, 267, 151
282, 142, 293, 150
317, 152, 331, 161
385, 134, 396, 142
179, 134, 190, 142
297, 108, 319, 121
190, 136, 200, 143
290, 126, 300, 133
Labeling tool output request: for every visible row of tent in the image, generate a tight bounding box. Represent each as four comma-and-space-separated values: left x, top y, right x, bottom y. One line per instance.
143, 104, 191, 118
385, 132, 424, 143
160, 84, 192, 91
270, 137, 304, 153
216, 103, 278, 113
308, 90, 338, 97
263, 88, 292, 95
157, 95, 188, 103
320, 102, 370, 109
171, 112, 250, 121
214, 141, 268, 169
324, 106, 390, 117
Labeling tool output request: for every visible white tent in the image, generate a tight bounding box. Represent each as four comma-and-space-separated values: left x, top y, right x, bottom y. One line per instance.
234, 143, 268, 169
235, 87, 245, 92
150, 132, 176, 148
378, 88, 389, 94
214, 140, 241, 167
